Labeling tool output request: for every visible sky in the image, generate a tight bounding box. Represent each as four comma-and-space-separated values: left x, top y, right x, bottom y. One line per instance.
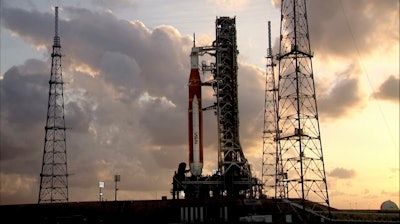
0, 0, 398, 210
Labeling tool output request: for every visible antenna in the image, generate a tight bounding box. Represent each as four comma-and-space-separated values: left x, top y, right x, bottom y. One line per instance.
55, 6, 58, 37
267, 21, 272, 57
54, 6, 60, 47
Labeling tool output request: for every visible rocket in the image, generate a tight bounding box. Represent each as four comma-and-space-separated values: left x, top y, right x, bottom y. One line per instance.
188, 43, 203, 177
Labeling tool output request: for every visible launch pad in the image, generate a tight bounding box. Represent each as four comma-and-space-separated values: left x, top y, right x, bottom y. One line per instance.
172, 17, 263, 200
172, 163, 262, 199
2, 199, 398, 224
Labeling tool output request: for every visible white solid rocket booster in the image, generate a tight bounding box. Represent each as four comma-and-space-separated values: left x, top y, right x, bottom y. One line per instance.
188, 44, 203, 176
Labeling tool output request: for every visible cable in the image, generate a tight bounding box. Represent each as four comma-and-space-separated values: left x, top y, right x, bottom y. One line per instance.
339, 0, 398, 149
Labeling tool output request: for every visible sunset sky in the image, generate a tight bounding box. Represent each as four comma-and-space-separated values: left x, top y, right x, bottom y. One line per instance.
1, 0, 398, 210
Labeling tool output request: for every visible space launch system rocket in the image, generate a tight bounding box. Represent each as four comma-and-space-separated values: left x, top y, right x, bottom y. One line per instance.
188, 44, 203, 177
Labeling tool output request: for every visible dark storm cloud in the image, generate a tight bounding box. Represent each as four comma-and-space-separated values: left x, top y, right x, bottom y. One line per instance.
0, 5, 193, 204
138, 94, 186, 146
273, 0, 399, 59
307, 0, 388, 58
99, 51, 142, 89
317, 64, 365, 119
270, 0, 398, 118
0, 7, 53, 47
1, 3, 251, 204
0, 59, 48, 126
328, 167, 356, 179
59, 7, 192, 108
0, 59, 48, 169
372, 75, 400, 103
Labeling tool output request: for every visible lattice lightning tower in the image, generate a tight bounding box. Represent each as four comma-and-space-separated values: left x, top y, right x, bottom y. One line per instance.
261, 21, 283, 198
276, 0, 330, 207
38, 6, 69, 203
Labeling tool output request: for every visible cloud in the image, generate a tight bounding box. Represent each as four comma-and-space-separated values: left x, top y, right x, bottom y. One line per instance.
0, 5, 192, 204
1, 1, 397, 207
268, 0, 398, 120
210, 0, 249, 10
90, 0, 136, 10
0, 59, 49, 170
272, 0, 399, 118
372, 75, 400, 103
317, 64, 366, 119
0, 7, 53, 49
0, 4, 265, 205
307, 0, 399, 60
328, 167, 356, 179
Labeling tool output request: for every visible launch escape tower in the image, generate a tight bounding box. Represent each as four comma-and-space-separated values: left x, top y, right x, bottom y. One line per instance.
262, 0, 331, 210
172, 17, 261, 199
38, 7, 69, 203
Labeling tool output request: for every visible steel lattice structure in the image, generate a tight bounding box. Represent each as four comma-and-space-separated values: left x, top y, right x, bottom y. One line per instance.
275, 0, 330, 207
214, 17, 252, 184
38, 7, 69, 203
261, 21, 283, 198
172, 17, 262, 200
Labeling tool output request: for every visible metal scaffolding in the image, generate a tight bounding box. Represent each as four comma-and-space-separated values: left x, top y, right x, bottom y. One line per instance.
172, 16, 262, 200
276, 0, 330, 209
261, 21, 283, 198
213, 17, 252, 193
38, 6, 69, 203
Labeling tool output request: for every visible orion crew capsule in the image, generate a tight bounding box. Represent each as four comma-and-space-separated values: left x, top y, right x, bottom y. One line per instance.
188, 41, 203, 177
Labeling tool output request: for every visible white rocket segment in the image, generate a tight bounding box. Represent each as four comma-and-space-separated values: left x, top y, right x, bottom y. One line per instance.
190, 47, 200, 69
190, 95, 203, 176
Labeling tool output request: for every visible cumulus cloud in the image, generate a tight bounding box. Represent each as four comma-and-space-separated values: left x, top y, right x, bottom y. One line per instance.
0, 7, 53, 48
0, 59, 49, 169
272, 0, 399, 60
328, 167, 356, 179
0, 4, 265, 205
1, 0, 397, 206
271, 0, 398, 119
372, 75, 400, 103
317, 64, 366, 119
0, 5, 191, 204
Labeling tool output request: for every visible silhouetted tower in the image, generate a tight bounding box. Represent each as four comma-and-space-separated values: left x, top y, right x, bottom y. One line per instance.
276, 0, 330, 208
261, 21, 284, 198
38, 6, 69, 203
171, 17, 261, 200
214, 17, 252, 196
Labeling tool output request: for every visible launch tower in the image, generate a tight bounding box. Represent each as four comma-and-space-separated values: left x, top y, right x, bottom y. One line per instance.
274, 0, 330, 209
38, 6, 69, 203
213, 17, 253, 195
172, 17, 261, 199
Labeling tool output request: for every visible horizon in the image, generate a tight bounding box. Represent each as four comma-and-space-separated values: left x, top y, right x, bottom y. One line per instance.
0, 0, 399, 210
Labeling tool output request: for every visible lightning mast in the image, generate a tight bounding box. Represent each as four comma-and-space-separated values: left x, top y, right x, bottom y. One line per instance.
261, 21, 284, 198
276, 0, 330, 209
38, 6, 69, 203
